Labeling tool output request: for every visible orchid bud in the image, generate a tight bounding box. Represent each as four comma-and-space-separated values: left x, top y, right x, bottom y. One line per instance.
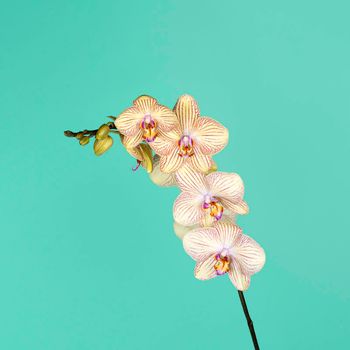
76, 132, 85, 140
94, 135, 113, 156
79, 136, 90, 146
96, 124, 110, 140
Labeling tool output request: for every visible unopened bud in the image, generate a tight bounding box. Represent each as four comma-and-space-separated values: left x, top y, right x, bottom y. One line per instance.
76, 132, 85, 140
79, 136, 90, 146
96, 124, 110, 140
94, 135, 113, 156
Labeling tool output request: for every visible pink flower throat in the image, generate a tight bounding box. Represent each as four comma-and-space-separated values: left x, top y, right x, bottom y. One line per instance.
140, 114, 157, 142
178, 135, 195, 158
202, 196, 224, 221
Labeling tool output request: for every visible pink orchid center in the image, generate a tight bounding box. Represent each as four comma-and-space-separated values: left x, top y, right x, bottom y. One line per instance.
202, 195, 224, 221
214, 253, 231, 276
178, 135, 195, 158
140, 114, 157, 142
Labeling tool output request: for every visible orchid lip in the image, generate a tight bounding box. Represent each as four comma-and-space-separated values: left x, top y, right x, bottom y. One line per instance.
178, 134, 195, 158
214, 253, 230, 275
140, 114, 157, 142
202, 196, 224, 221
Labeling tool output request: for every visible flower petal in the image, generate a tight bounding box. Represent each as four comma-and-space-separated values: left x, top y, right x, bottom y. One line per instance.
233, 233, 266, 275
190, 147, 212, 173
206, 172, 248, 214
206, 172, 244, 199
150, 135, 177, 156
228, 260, 251, 291
183, 226, 222, 261
195, 117, 229, 155
160, 147, 184, 173
122, 130, 143, 148
214, 222, 242, 250
114, 106, 143, 136
153, 105, 178, 132
173, 192, 204, 226
194, 255, 218, 280
173, 95, 200, 132
133, 95, 158, 113
175, 165, 208, 194
149, 155, 177, 187
221, 199, 249, 215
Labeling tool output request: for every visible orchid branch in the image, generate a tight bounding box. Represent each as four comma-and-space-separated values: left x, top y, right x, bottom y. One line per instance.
63, 118, 120, 156
238, 291, 260, 350
64, 118, 118, 139
63, 95, 266, 348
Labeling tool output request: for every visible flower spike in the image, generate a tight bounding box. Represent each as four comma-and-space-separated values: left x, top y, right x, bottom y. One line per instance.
64, 93, 265, 349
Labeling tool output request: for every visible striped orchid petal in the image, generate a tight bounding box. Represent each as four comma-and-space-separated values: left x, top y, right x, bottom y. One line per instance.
173, 192, 204, 226
206, 172, 244, 199
160, 146, 184, 173
232, 233, 266, 275
195, 117, 229, 155
122, 130, 144, 148
228, 261, 251, 291
173, 95, 200, 132
194, 255, 218, 280
114, 106, 143, 136
175, 165, 208, 194
133, 95, 158, 112
183, 226, 221, 261
207, 172, 249, 215
189, 146, 213, 173
221, 198, 249, 215
153, 105, 179, 132
214, 222, 242, 249
150, 129, 180, 156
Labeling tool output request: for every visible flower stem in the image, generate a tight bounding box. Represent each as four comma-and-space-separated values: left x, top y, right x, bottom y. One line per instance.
238, 291, 260, 350
63, 122, 118, 139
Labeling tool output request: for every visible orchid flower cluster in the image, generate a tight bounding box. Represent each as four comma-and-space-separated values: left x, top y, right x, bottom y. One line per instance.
112, 94, 265, 291
64, 94, 266, 348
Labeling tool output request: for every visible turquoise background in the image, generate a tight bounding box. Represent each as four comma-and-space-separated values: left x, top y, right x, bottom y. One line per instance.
1, 0, 349, 349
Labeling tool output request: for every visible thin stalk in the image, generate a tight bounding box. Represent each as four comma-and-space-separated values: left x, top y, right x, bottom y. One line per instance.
238, 291, 260, 350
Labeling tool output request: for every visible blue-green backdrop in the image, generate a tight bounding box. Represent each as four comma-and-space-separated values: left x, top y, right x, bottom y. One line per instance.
1, 1, 349, 349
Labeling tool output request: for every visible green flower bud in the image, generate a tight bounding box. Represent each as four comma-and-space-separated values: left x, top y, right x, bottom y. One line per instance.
96, 124, 110, 140
94, 135, 113, 156
79, 136, 90, 146
76, 132, 85, 140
